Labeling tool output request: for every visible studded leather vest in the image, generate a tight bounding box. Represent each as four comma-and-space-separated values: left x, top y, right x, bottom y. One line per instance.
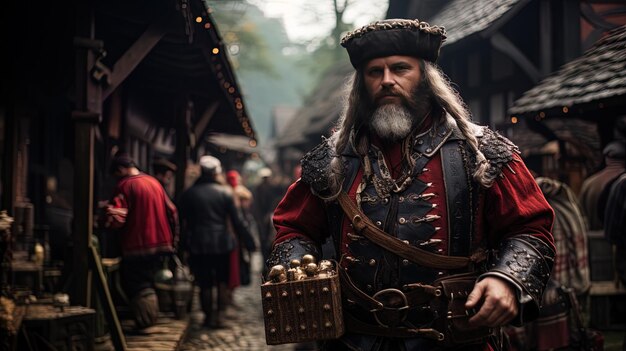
340, 117, 476, 295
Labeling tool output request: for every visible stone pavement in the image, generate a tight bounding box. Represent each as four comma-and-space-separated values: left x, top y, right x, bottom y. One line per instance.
179, 252, 299, 351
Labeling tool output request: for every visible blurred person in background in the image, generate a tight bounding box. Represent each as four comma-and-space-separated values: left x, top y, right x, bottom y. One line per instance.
506, 176, 594, 350
179, 157, 255, 328
578, 141, 625, 230
106, 151, 179, 331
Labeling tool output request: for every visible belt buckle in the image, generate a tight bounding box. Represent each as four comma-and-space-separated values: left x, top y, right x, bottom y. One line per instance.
372, 288, 409, 327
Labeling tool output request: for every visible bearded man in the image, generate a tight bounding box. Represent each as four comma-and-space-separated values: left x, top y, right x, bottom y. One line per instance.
267, 19, 555, 351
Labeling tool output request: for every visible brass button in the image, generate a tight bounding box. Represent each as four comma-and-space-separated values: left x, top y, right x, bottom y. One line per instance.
399, 217, 406, 224
369, 259, 376, 266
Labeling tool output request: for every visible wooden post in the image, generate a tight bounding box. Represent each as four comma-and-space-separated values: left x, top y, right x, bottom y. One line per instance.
72, 0, 101, 307
71, 112, 99, 307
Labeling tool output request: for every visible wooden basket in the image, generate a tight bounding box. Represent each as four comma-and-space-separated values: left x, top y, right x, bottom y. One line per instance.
261, 274, 344, 345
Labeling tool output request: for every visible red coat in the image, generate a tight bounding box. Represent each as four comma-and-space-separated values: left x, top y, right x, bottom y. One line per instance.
110, 173, 178, 256
273, 138, 554, 264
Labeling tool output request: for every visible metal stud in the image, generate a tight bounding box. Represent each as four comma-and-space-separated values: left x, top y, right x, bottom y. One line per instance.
402, 259, 409, 266
376, 221, 382, 227
281, 291, 288, 297
325, 321, 333, 328
270, 328, 277, 334
426, 148, 432, 153
265, 292, 272, 299
285, 326, 292, 333
267, 309, 274, 316
322, 287, 330, 293
369, 259, 376, 266
299, 307, 305, 314
296, 290, 302, 296
399, 217, 406, 224
323, 304, 331, 311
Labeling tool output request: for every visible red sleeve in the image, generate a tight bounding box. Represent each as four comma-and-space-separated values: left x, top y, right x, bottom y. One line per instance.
483, 153, 555, 251
272, 180, 329, 246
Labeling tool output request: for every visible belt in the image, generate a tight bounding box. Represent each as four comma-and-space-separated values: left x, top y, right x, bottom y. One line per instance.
339, 268, 441, 329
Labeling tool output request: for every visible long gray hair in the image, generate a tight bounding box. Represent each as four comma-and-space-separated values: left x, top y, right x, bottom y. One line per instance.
325, 60, 491, 200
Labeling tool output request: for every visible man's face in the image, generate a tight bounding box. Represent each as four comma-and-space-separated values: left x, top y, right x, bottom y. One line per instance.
363, 55, 422, 107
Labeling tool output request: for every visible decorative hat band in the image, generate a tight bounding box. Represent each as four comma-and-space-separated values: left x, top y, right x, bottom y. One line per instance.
341, 19, 447, 68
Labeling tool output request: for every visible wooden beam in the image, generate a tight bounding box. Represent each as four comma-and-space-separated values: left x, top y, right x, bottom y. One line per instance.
193, 100, 220, 145
490, 32, 541, 84
102, 22, 167, 101
539, 0, 552, 76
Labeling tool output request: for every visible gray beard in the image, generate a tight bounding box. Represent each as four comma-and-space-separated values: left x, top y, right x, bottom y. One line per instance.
370, 104, 414, 141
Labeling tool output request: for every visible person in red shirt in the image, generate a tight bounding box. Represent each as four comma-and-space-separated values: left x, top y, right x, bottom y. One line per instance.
106, 152, 178, 330
267, 19, 555, 350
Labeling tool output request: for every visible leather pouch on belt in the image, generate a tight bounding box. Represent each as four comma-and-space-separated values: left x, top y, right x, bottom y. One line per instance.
432, 273, 493, 347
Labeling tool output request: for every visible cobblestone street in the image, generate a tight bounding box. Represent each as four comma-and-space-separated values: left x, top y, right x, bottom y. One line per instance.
179, 252, 299, 351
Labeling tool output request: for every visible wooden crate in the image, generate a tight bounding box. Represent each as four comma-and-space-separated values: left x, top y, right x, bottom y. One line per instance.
261, 274, 344, 345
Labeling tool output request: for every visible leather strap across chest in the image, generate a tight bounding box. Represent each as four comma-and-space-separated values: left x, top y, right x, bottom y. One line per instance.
337, 192, 486, 270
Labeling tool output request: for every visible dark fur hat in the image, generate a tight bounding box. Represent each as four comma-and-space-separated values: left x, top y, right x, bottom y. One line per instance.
341, 19, 446, 68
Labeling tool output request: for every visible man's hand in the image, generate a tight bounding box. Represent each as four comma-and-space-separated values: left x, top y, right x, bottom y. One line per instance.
465, 276, 518, 327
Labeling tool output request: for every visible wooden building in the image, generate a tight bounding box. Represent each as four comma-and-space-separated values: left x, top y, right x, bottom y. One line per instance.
0, 0, 256, 348
390, 0, 626, 188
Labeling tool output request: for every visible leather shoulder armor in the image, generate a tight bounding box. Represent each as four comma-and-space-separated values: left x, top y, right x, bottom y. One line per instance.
300, 138, 336, 196
477, 127, 520, 182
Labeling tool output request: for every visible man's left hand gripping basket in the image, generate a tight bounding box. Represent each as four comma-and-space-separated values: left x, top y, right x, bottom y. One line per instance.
261, 256, 344, 345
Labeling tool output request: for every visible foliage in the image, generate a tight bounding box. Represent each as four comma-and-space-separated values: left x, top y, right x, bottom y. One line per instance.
206, 0, 277, 76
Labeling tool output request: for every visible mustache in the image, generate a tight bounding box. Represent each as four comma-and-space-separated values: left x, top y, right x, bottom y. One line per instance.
374, 87, 411, 101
